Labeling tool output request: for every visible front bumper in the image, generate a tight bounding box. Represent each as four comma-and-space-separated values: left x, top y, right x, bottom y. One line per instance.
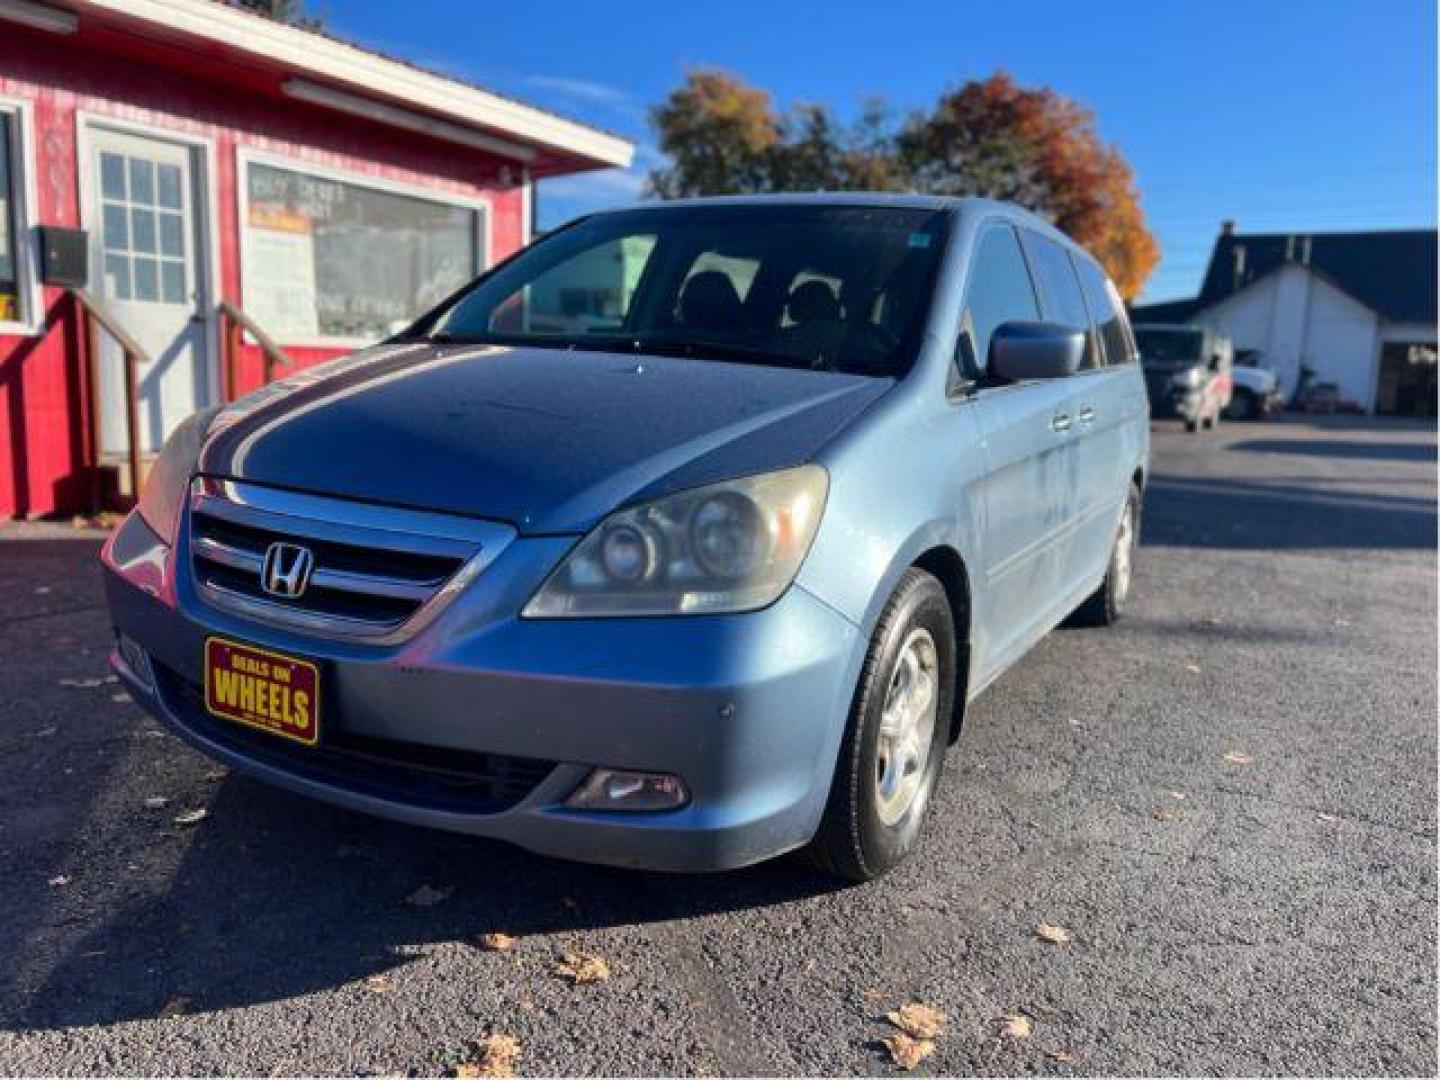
102, 511, 864, 872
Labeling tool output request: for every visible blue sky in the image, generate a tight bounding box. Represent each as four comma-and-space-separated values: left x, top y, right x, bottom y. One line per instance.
325, 0, 1436, 302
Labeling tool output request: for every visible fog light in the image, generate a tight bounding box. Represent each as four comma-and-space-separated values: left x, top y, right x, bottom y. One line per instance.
565, 768, 690, 812
115, 632, 154, 689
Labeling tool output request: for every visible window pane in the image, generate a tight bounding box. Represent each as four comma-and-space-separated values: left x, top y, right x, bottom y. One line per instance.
133, 256, 158, 301
157, 164, 182, 209
0, 115, 17, 321
102, 203, 129, 252
129, 158, 155, 206
1025, 233, 1099, 369
492, 234, 657, 334
104, 254, 132, 301
1075, 256, 1134, 365
100, 152, 126, 201
962, 225, 1039, 372
159, 212, 184, 256
243, 162, 483, 340
160, 259, 185, 303
131, 208, 156, 254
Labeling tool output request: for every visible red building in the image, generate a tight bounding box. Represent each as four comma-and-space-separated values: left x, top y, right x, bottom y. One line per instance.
0, 0, 632, 518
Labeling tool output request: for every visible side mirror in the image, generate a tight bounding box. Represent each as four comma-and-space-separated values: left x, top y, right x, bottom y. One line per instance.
989, 321, 1085, 381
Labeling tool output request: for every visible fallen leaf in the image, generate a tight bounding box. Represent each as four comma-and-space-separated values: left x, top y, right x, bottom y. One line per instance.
364, 973, 394, 994
144, 796, 169, 809
887, 1002, 947, 1039
475, 931, 517, 952
554, 951, 610, 984
999, 1013, 1032, 1040
456, 1033, 522, 1078
861, 987, 886, 1002
1046, 1048, 1080, 1064
204, 768, 229, 782
173, 808, 208, 826
48, 874, 71, 887
159, 996, 190, 1018
1223, 751, 1254, 765
882, 1033, 935, 1071
1153, 807, 1182, 822
1034, 922, 1072, 945
406, 884, 451, 907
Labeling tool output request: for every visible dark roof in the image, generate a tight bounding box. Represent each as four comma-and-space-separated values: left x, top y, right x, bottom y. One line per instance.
1129, 296, 1202, 323
1203, 230, 1435, 323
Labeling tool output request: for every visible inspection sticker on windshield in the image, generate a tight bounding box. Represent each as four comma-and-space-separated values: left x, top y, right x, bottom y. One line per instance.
204, 637, 320, 746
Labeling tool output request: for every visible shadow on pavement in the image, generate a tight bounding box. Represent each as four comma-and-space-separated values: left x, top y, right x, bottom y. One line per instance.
6, 773, 844, 1031
1228, 438, 1437, 463
1142, 473, 1437, 549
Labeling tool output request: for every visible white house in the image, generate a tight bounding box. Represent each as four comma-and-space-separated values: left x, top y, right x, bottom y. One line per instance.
1134, 226, 1436, 415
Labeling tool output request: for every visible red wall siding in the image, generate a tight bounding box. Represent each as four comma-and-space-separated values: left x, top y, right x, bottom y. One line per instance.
0, 24, 526, 517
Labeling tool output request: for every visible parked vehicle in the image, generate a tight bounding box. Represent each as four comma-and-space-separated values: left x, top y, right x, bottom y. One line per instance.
1226, 355, 1285, 420
102, 196, 1149, 881
1134, 323, 1233, 431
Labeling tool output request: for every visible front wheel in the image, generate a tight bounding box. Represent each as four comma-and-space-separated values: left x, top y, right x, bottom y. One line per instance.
1071, 484, 1140, 626
805, 568, 956, 882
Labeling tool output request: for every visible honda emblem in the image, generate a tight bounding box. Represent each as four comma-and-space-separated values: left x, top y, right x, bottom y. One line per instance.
261, 542, 315, 599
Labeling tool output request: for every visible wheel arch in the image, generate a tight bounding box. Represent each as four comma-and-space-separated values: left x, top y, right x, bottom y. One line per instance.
911, 544, 973, 744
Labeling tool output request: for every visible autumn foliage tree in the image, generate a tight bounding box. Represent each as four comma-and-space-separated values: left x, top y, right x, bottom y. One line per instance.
649, 70, 1158, 298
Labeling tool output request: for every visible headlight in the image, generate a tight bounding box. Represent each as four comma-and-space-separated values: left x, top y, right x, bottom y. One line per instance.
136, 407, 217, 542
1172, 367, 1203, 389
524, 465, 829, 618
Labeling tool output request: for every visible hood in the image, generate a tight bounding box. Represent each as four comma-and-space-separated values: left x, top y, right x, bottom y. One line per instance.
199, 343, 889, 533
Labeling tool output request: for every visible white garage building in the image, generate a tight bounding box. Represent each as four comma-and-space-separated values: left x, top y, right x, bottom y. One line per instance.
1134, 226, 1436, 416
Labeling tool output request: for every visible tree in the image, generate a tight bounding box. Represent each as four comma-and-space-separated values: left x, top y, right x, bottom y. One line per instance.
648, 71, 901, 198
899, 73, 1158, 297
234, 0, 322, 29
647, 69, 1158, 298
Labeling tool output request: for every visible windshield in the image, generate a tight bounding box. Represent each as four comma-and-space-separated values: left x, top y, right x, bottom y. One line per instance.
416, 204, 951, 378
1135, 327, 1204, 368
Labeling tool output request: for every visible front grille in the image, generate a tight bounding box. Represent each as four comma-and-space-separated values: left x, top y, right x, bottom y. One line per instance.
187, 478, 516, 642
155, 662, 555, 814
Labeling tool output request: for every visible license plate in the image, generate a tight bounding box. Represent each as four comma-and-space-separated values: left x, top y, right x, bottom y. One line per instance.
204, 636, 320, 746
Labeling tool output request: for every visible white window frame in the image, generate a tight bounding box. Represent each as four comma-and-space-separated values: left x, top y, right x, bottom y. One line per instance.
0, 96, 41, 336
237, 147, 492, 349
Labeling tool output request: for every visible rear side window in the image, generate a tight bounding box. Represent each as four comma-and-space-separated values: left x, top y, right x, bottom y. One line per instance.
1075, 256, 1137, 365
960, 224, 1039, 375
1023, 232, 1101, 370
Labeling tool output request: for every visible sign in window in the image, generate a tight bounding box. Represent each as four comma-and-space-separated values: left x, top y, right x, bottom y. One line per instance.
243, 161, 483, 343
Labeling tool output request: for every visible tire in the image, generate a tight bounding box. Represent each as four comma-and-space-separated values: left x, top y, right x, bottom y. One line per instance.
805, 568, 956, 882
1227, 390, 1258, 421
1071, 483, 1140, 627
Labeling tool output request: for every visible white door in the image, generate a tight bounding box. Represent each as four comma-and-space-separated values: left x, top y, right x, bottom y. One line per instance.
89, 127, 212, 457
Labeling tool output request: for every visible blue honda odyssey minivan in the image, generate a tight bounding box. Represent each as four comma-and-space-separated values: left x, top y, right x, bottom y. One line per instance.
102, 195, 1148, 881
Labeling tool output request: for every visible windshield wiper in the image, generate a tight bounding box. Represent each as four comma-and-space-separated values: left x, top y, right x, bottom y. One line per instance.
625, 337, 804, 370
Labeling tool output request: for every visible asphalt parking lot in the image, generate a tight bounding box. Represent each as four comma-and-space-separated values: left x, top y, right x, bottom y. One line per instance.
0, 414, 1434, 1077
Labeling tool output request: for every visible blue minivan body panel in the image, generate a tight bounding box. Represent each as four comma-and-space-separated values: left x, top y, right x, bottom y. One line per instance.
102, 195, 1149, 872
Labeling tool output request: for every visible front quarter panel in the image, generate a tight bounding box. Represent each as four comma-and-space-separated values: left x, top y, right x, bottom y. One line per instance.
798, 381, 986, 642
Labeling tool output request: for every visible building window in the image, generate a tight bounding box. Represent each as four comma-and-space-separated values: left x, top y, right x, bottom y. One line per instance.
241, 158, 485, 343
0, 108, 31, 328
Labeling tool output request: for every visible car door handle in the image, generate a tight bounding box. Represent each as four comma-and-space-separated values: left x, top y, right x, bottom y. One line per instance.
1078, 406, 1096, 425
1051, 412, 1072, 433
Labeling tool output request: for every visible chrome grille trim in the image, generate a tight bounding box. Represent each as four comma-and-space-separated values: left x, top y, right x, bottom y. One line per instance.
188, 478, 517, 643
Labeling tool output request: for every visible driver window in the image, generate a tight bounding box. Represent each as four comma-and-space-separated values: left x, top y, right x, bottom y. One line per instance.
489, 234, 657, 334
959, 224, 1040, 377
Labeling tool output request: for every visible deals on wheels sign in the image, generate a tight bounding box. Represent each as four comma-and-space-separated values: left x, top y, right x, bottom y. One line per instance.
204, 637, 320, 746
